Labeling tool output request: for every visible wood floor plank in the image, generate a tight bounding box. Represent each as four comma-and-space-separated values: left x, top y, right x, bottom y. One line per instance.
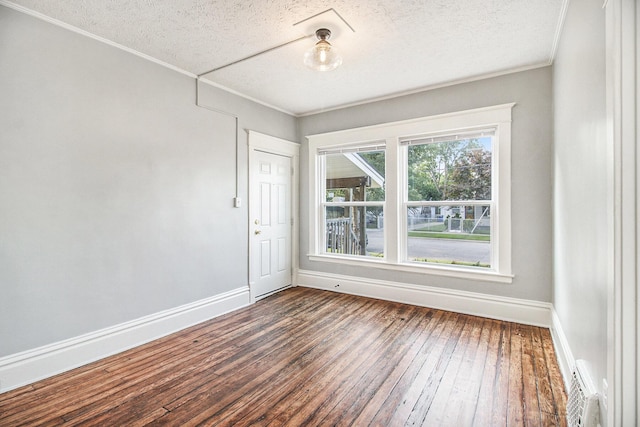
194, 297, 385, 426
77, 350, 233, 426
60, 345, 243, 425
491, 322, 513, 426
453, 318, 494, 426
540, 328, 568, 426
472, 319, 502, 426
0, 288, 567, 427
521, 325, 543, 426
150, 294, 386, 425
366, 309, 456, 426
0, 384, 35, 404
296, 304, 425, 426
507, 323, 526, 426
531, 326, 556, 417
258, 302, 423, 426
313, 306, 432, 426
214, 298, 386, 426
420, 313, 484, 426
350, 308, 444, 425
402, 313, 469, 426
234, 301, 408, 426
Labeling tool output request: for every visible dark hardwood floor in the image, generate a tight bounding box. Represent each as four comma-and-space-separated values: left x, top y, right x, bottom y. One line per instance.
0, 287, 567, 426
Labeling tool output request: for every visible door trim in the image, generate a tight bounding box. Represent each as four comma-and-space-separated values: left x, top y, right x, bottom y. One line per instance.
605, 0, 639, 424
247, 130, 299, 302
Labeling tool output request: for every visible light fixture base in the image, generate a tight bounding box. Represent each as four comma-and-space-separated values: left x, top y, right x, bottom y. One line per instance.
315, 28, 331, 41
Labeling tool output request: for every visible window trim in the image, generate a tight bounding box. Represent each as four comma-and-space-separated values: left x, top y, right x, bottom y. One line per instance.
307, 103, 515, 283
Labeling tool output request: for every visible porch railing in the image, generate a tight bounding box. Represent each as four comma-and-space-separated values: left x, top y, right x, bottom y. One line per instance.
326, 218, 362, 255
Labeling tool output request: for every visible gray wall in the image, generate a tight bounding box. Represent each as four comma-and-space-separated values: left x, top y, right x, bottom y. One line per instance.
0, 5, 296, 357
552, 0, 608, 399
298, 67, 554, 302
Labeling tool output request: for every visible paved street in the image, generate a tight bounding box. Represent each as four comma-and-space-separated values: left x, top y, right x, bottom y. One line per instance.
365, 228, 490, 265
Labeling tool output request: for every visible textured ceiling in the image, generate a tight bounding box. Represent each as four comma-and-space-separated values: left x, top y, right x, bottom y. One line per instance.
4, 0, 567, 115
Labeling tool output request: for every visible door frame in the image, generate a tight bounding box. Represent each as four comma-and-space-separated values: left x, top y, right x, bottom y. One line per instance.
247, 130, 299, 302
605, 0, 639, 424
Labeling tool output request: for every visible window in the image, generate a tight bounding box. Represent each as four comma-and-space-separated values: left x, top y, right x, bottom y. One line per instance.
321, 146, 385, 258
307, 104, 513, 283
402, 129, 494, 268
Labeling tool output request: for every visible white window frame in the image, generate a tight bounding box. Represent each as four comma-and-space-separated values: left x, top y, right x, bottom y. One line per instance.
307, 104, 514, 283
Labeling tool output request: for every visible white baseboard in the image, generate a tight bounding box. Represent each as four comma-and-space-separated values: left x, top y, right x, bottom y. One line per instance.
297, 270, 552, 327
0, 287, 250, 393
550, 307, 575, 389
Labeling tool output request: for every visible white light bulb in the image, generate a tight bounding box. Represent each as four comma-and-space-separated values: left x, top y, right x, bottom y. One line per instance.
303, 29, 342, 71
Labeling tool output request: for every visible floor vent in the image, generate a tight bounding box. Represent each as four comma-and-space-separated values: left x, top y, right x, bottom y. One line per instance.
567, 360, 600, 427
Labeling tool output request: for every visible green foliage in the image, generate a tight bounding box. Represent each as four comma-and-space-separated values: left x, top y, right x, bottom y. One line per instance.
325, 140, 490, 203
407, 138, 491, 201
326, 188, 348, 201
358, 151, 385, 176
448, 149, 492, 200
358, 151, 386, 203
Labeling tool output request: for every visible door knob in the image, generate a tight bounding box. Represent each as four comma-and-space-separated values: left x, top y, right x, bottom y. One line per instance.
254, 230, 261, 235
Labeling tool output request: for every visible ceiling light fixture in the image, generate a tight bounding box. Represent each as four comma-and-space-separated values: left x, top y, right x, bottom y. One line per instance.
303, 28, 342, 72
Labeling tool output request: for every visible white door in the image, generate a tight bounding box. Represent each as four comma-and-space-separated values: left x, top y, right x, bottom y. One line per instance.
250, 149, 292, 298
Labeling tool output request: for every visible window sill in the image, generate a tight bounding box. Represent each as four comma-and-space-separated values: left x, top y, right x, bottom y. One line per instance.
307, 254, 514, 284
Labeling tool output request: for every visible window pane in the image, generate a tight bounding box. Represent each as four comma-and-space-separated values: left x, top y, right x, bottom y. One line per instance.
324, 150, 385, 202
407, 137, 492, 201
325, 206, 383, 258
406, 205, 491, 268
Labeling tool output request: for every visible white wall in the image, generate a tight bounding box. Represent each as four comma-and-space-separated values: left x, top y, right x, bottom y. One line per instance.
298, 67, 554, 302
0, 5, 297, 358
552, 0, 609, 405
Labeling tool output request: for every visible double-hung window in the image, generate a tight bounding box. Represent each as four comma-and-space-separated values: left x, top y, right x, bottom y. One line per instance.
307, 104, 513, 283
401, 128, 494, 268
320, 144, 386, 258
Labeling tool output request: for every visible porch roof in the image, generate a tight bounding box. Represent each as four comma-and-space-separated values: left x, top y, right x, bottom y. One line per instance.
326, 153, 384, 189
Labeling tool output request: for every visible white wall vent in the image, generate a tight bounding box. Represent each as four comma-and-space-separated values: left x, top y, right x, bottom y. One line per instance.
567, 359, 600, 427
